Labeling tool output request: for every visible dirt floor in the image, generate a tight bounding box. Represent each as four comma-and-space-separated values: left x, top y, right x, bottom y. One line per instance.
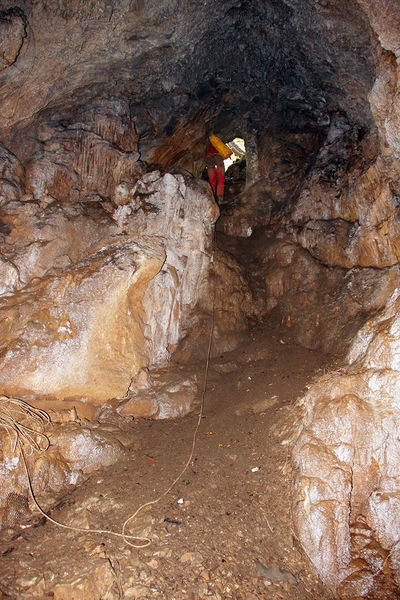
0, 319, 336, 600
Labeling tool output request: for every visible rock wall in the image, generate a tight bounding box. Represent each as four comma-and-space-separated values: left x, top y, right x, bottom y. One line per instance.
292, 289, 400, 597
0, 405, 126, 528
240, 230, 399, 352
0, 154, 248, 412
218, 114, 399, 354
290, 6, 400, 596
219, 64, 400, 355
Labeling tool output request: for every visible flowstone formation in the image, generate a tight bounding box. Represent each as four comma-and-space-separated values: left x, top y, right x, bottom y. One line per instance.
293, 290, 400, 598
287, 4, 400, 598
0, 161, 250, 410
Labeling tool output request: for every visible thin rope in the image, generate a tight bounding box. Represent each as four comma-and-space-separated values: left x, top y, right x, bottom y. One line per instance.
5, 246, 217, 548
122, 252, 216, 546
0, 396, 50, 452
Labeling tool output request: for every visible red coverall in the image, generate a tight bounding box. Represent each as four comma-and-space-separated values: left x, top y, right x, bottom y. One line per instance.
205, 143, 225, 199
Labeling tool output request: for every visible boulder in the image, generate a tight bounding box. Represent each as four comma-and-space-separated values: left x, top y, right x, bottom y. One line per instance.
0, 239, 165, 405
0, 418, 125, 529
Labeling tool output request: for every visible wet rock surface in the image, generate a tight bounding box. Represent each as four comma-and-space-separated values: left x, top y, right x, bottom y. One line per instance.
0, 169, 248, 410
292, 289, 400, 597
0, 239, 165, 405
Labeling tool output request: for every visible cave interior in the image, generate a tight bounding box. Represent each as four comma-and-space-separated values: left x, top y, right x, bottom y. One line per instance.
1, 1, 400, 598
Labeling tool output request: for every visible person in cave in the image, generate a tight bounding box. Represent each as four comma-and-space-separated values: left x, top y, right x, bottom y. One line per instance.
205, 140, 225, 204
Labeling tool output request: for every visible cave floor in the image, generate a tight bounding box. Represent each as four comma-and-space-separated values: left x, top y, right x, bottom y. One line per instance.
0, 318, 336, 600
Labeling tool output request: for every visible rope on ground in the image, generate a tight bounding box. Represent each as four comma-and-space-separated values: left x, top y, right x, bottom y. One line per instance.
0, 396, 151, 544
1, 249, 217, 548
0, 395, 50, 452
122, 250, 216, 546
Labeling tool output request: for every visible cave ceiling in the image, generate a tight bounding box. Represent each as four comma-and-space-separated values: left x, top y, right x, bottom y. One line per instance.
1, 0, 376, 161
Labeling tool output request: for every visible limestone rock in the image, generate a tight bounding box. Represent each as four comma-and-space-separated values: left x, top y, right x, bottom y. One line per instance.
114, 170, 219, 365
292, 288, 400, 596
0, 166, 250, 409
0, 239, 165, 404
49, 423, 125, 474
0, 143, 24, 202
360, 0, 400, 160
51, 560, 117, 600
0, 419, 126, 528
0, 8, 26, 71
0, 1, 375, 160
173, 247, 252, 360
118, 394, 159, 418
239, 231, 399, 352
0, 198, 121, 293
218, 131, 321, 237
24, 99, 141, 203
118, 372, 198, 419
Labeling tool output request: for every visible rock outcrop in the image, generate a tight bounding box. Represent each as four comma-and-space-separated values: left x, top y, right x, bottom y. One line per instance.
0, 238, 165, 405
292, 289, 400, 597
0, 412, 125, 529
237, 230, 399, 352
0, 167, 248, 412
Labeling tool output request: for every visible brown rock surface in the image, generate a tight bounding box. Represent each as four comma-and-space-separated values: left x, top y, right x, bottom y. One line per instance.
118, 367, 198, 419
292, 288, 400, 597
221, 230, 399, 353
0, 1, 400, 598
0, 418, 125, 529
288, 117, 400, 269
49, 423, 125, 474
0, 166, 248, 409
24, 99, 141, 203
0, 8, 26, 71
0, 239, 165, 404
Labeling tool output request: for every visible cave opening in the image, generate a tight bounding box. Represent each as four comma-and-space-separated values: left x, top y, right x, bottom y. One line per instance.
1, 1, 400, 598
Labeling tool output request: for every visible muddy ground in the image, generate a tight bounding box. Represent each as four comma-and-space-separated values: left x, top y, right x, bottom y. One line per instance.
0, 319, 336, 600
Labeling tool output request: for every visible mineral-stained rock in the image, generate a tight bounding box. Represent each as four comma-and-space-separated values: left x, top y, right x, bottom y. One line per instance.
359, 0, 400, 160
234, 229, 399, 352
292, 288, 400, 597
49, 423, 125, 474
118, 371, 198, 419
118, 394, 159, 419
0, 8, 26, 71
285, 113, 400, 268
114, 170, 220, 365
51, 560, 117, 600
24, 99, 141, 203
218, 130, 322, 238
0, 239, 165, 405
0, 198, 121, 293
172, 247, 252, 360
0, 143, 24, 202
0, 166, 248, 409
0, 419, 125, 528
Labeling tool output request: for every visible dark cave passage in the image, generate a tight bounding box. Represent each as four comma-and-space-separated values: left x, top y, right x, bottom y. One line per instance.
1, 1, 400, 598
